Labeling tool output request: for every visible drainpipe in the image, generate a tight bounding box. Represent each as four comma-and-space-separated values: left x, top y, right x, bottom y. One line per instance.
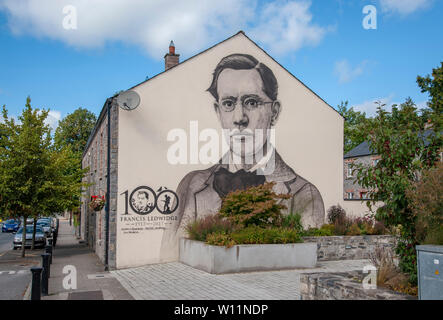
104, 98, 112, 271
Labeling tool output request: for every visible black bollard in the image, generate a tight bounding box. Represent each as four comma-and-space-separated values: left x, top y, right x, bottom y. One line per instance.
45, 245, 53, 264
30, 267, 42, 300
41, 253, 50, 296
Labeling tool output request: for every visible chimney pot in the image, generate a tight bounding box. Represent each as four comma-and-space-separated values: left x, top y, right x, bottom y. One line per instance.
165, 40, 179, 70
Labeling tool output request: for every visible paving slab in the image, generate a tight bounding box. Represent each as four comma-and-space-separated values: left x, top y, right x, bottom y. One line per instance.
112, 259, 372, 300
40, 218, 133, 300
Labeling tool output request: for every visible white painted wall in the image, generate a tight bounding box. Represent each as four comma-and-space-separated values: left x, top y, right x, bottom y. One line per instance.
116, 33, 344, 269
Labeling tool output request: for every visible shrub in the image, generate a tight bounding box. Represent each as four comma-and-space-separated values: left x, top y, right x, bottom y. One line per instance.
281, 212, 304, 234
369, 245, 417, 296
186, 214, 235, 242
305, 224, 334, 236
219, 182, 290, 228
406, 162, 443, 245
206, 231, 236, 248
327, 204, 346, 224
304, 216, 387, 236
206, 226, 302, 247
346, 223, 361, 236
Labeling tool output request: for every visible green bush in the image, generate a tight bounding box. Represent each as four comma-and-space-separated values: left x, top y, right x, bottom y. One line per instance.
281, 212, 304, 234
304, 224, 334, 236
303, 216, 388, 237
205, 226, 302, 247
206, 231, 236, 248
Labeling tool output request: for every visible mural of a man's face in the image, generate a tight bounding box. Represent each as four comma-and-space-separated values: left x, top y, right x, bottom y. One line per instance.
214, 68, 280, 159
136, 192, 149, 209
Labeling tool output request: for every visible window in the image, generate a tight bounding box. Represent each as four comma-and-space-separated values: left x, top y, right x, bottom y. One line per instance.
360, 192, 368, 199
347, 165, 353, 178
347, 192, 354, 200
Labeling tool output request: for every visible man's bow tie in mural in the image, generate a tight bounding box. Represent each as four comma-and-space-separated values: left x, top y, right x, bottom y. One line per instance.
213, 167, 266, 199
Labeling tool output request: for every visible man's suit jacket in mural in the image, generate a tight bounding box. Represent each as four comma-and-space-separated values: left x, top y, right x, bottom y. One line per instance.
160, 150, 325, 260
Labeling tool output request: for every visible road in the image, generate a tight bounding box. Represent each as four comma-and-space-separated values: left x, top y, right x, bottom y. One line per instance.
0, 230, 39, 300
0, 231, 14, 254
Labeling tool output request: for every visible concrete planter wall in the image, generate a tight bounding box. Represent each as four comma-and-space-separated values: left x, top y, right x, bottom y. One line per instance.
179, 238, 317, 274
302, 235, 397, 261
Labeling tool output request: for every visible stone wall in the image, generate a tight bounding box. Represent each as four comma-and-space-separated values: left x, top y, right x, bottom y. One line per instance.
81, 99, 119, 269
300, 271, 416, 300
302, 235, 397, 261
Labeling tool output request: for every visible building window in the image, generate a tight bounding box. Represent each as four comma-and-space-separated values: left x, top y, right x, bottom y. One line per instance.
360, 191, 368, 199
347, 192, 354, 200
347, 165, 353, 178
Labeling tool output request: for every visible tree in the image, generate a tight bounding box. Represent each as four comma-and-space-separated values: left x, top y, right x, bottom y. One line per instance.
0, 98, 88, 257
337, 101, 371, 154
417, 62, 443, 124
353, 98, 439, 284
54, 108, 97, 154
417, 61, 443, 163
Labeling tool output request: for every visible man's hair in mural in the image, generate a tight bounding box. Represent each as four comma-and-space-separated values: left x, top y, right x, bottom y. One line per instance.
207, 53, 278, 102
138, 191, 150, 199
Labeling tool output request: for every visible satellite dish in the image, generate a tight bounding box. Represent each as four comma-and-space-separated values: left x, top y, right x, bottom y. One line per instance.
116, 90, 140, 111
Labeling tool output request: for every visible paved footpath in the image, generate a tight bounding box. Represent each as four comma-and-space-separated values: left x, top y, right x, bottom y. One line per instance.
41, 218, 133, 300
112, 259, 371, 300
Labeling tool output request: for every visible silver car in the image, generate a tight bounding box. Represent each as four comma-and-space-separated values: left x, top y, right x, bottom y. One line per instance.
36, 219, 52, 237
13, 226, 47, 249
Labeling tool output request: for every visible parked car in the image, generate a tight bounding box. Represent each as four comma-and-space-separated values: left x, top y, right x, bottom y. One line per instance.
36, 219, 52, 237
13, 226, 47, 249
2, 219, 21, 233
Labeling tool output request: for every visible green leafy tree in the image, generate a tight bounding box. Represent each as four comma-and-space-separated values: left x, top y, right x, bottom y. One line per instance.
353, 98, 439, 284
54, 108, 97, 154
337, 101, 371, 154
0, 98, 88, 256
54, 107, 96, 225
417, 61, 443, 164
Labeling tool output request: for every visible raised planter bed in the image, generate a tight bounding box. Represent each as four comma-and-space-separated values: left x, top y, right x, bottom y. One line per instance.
302, 235, 397, 261
179, 238, 317, 274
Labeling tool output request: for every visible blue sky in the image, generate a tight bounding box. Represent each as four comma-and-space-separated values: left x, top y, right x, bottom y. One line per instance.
0, 0, 442, 130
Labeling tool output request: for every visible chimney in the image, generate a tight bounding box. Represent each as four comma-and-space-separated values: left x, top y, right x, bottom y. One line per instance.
164, 40, 179, 70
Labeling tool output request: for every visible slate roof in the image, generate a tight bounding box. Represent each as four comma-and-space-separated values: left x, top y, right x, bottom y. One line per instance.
344, 129, 438, 159
344, 141, 375, 159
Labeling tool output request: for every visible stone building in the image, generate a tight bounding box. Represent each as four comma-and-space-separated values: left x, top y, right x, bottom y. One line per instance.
341, 129, 440, 217
81, 31, 345, 270
341, 141, 381, 218
343, 141, 380, 200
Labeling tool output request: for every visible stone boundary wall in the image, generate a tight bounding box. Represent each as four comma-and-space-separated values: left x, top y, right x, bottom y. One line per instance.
300, 272, 416, 300
302, 235, 397, 261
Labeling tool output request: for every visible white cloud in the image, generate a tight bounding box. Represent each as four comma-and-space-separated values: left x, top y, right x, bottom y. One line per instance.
352, 95, 428, 117
0, 0, 329, 59
45, 110, 62, 132
1, 110, 62, 132
379, 0, 432, 15
250, 1, 329, 55
334, 59, 369, 84
352, 95, 395, 117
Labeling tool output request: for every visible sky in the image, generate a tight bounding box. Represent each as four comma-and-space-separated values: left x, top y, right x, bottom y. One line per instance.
0, 0, 442, 130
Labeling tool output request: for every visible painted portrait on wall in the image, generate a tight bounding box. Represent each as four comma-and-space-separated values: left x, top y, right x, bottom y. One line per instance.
161, 53, 325, 255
